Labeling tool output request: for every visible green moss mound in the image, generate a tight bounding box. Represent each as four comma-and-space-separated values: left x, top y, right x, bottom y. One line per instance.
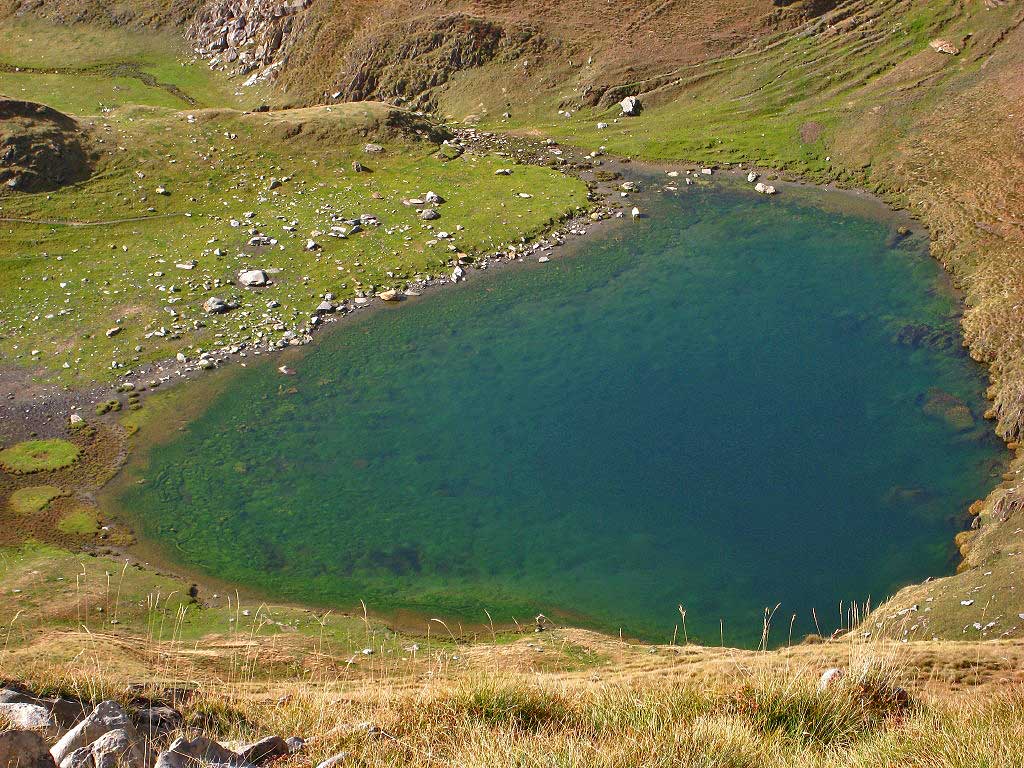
9, 485, 65, 514
0, 439, 80, 474
56, 508, 100, 536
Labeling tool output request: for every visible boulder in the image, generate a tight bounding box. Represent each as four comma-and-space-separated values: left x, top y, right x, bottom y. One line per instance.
0, 730, 55, 768
154, 736, 250, 768
316, 300, 335, 313
0, 703, 60, 740
377, 290, 399, 301
0, 689, 82, 728
133, 705, 182, 738
202, 297, 230, 314
60, 730, 145, 768
87, 729, 146, 768
50, 702, 138, 767
57, 748, 91, 768
419, 208, 440, 221
238, 736, 288, 764
424, 191, 445, 204
620, 96, 642, 116
929, 38, 960, 55
238, 270, 268, 287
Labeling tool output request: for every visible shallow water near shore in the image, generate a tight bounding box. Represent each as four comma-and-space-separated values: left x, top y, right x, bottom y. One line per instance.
114, 177, 1005, 645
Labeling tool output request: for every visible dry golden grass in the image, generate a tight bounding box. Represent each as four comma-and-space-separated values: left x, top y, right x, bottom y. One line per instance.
4, 618, 1024, 767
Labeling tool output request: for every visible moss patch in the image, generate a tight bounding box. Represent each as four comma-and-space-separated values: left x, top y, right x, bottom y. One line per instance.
0, 439, 80, 474
9, 485, 65, 514
55, 507, 100, 536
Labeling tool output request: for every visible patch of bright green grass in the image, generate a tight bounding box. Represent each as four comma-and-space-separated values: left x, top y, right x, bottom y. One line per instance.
0, 440, 80, 474
55, 507, 100, 535
0, 19, 182, 70
0, 106, 587, 384
0, 71, 188, 113
0, 542, 457, 654
0, 19, 266, 113
8, 485, 65, 514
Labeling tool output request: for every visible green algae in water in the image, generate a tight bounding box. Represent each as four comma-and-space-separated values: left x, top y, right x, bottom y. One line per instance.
116, 181, 1004, 645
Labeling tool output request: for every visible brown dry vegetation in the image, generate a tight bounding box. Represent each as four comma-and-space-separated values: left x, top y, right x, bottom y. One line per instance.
6, 623, 1024, 766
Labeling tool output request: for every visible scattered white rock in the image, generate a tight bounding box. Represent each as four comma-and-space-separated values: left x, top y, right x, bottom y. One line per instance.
929, 39, 960, 55
203, 297, 230, 314
620, 96, 642, 116
51, 701, 138, 766
238, 270, 268, 287
0, 703, 60, 740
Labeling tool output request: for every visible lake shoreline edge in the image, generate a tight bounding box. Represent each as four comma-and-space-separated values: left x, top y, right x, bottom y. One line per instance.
0, 128, 1011, 647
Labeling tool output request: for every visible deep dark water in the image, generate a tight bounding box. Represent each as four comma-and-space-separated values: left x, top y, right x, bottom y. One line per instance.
116, 180, 1005, 646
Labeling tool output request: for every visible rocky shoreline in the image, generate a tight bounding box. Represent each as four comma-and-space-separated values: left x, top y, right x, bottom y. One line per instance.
0, 117, 830, 447
0, 126, 623, 446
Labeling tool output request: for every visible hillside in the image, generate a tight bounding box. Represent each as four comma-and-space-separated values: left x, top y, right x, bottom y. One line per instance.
1, 0, 1024, 764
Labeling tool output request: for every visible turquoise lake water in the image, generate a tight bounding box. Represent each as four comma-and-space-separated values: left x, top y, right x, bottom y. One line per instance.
116, 178, 1005, 646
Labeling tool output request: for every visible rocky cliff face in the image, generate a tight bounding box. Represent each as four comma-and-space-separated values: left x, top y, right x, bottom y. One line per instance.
330, 14, 545, 110
186, 2, 546, 110
186, 0, 314, 86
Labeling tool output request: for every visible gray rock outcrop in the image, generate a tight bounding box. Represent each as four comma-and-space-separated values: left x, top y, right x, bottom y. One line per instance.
154, 736, 251, 768
0, 730, 56, 768
50, 702, 139, 767
0, 703, 60, 740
